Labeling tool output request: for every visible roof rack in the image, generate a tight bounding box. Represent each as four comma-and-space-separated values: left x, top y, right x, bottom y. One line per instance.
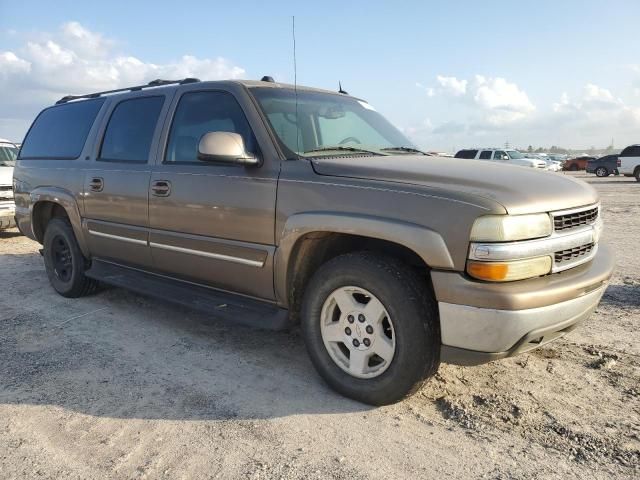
55, 78, 201, 104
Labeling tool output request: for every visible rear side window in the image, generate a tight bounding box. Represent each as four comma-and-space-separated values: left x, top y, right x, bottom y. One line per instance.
19, 99, 105, 160
99, 96, 165, 163
620, 146, 640, 157
479, 150, 492, 159
454, 149, 477, 159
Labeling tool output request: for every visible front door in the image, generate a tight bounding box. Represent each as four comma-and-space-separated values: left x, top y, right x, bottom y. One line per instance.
83, 93, 170, 268
148, 87, 279, 300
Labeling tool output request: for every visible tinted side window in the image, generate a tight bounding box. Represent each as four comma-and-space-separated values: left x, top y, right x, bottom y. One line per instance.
454, 149, 477, 159
99, 96, 164, 163
493, 150, 508, 160
479, 150, 492, 159
19, 99, 105, 159
166, 91, 256, 163
620, 146, 640, 157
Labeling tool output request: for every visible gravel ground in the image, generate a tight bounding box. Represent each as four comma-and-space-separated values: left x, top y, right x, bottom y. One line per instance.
0, 172, 638, 479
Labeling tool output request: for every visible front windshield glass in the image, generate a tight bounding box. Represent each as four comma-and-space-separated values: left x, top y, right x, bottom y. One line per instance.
0, 144, 17, 167
251, 88, 415, 157
507, 150, 525, 159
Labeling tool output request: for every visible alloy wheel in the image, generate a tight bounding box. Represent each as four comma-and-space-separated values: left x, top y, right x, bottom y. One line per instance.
320, 286, 396, 379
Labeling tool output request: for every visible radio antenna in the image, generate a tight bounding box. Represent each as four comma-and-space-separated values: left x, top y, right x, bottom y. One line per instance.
292, 16, 300, 157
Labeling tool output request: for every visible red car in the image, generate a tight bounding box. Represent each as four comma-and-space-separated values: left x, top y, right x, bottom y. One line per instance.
564, 156, 595, 171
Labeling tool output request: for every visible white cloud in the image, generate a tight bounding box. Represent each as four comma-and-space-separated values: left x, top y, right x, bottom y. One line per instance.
408, 76, 640, 151
473, 75, 534, 115
418, 74, 535, 128
436, 75, 467, 96
0, 22, 246, 141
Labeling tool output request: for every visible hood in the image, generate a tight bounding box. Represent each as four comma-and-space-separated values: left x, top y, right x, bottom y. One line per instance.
311, 155, 599, 215
0, 166, 12, 187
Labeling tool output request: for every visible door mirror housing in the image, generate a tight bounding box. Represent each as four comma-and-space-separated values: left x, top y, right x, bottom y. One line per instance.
197, 132, 259, 166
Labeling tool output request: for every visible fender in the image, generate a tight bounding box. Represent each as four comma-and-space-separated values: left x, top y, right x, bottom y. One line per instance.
29, 186, 90, 257
274, 212, 455, 306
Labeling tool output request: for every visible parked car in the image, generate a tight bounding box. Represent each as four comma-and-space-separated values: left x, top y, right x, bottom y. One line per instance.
523, 153, 562, 172
14, 78, 614, 405
618, 144, 640, 181
0, 139, 17, 230
563, 156, 595, 171
454, 149, 548, 169
586, 155, 620, 177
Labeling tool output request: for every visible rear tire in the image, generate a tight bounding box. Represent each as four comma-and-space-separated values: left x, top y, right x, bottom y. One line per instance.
635, 168, 640, 182
595, 167, 608, 177
301, 252, 440, 405
43, 218, 99, 298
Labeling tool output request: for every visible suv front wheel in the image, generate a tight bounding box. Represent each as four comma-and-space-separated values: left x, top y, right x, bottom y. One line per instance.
43, 218, 99, 298
301, 252, 440, 405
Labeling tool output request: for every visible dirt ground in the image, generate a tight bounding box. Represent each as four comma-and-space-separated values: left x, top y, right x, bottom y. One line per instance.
0, 172, 638, 479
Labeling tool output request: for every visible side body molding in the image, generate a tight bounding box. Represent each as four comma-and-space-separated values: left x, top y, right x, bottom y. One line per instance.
29, 187, 90, 257
274, 212, 455, 306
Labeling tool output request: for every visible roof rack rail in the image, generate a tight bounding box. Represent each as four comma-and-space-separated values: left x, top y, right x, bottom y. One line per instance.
55, 77, 201, 105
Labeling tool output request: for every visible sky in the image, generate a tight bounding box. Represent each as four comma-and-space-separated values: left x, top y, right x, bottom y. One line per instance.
1, 0, 639, 152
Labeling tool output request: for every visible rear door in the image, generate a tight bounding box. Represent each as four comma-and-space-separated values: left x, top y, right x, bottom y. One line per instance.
148, 84, 280, 300
82, 93, 172, 268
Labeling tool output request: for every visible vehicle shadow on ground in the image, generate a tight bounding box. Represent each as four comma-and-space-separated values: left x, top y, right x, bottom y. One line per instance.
0, 230, 23, 239
0, 257, 374, 420
602, 283, 640, 307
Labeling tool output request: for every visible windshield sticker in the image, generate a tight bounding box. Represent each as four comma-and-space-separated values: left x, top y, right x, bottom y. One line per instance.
358, 101, 377, 111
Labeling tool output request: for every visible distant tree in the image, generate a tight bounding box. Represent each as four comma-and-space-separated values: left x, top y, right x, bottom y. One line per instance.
527, 145, 533, 153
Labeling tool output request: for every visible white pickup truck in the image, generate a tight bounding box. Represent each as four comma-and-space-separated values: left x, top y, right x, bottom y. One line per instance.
0, 139, 17, 229
619, 144, 640, 181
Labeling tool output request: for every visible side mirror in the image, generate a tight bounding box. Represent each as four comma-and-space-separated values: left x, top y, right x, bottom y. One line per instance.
197, 131, 259, 166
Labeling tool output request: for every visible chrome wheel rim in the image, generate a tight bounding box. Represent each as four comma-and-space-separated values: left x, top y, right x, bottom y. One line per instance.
596, 167, 606, 177
320, 286, 396, 379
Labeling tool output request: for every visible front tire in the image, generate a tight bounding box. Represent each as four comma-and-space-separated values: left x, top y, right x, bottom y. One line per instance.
635, 168, 640, 182
301, 252, 440, 405
43, 218, 99, 298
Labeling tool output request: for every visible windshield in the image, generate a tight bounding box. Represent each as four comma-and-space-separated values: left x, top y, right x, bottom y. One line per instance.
507, 150, 525, 159
251, 88, 415, 157
0, 144, 17, 167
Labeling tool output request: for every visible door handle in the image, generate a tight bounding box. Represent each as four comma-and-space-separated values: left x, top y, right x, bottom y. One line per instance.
89, 177, 104, 192
151, 180, 171, 197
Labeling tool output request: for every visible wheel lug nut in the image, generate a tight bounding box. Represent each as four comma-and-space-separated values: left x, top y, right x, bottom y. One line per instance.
358, 314, 365, 323
345, 327, 352, 336
363, 338, 371, 347
365, 326, 373, 334
352, 339, 360, 347
347, 315, 355, 323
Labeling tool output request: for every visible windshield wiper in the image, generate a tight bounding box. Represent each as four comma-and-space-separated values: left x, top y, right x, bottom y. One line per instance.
380, 146, 429, 155
303, 146, 383, 156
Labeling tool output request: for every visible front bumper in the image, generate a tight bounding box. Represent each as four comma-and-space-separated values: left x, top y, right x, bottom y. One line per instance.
434, 244, 614, 365
0, 201, 16, 230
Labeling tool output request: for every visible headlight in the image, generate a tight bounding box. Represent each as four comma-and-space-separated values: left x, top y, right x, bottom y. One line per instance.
467, 256, 552, 282
470, 213, 552, 242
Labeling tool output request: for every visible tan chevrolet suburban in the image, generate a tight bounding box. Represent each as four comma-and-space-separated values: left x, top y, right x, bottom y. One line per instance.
13, 78, 614, 405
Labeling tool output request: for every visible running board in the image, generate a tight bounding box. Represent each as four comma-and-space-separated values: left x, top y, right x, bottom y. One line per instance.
85, 260, 290, 330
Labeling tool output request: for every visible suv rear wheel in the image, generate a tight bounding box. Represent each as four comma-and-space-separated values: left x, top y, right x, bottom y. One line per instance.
43, 218, 99, 298
301, 252, 440, 405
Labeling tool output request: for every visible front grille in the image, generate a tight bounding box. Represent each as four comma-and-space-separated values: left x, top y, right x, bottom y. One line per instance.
553, 206, 598, 232
555, 243, 594, 264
